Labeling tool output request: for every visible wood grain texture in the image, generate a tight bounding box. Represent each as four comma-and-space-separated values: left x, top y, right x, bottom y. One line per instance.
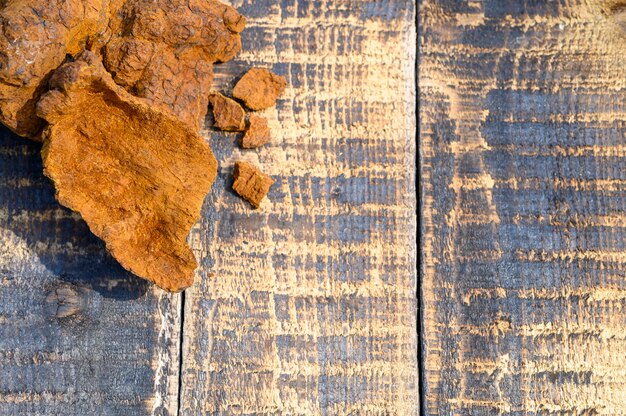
0, 129, 181, 415
420, 0, 626, 414
180, 0, 418, 414
0, 1, 417, 414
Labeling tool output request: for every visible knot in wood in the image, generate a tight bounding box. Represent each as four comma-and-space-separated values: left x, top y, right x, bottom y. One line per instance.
45, 284, 84, 319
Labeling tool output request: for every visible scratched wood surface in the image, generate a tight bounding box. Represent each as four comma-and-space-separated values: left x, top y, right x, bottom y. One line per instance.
420, 0, 626, 414
182, 0, 418, 414
0, 0, 417, 415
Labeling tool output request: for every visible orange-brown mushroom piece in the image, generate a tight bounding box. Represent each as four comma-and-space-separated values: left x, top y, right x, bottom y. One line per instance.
37, 52, 218, 292
101, 0, 246, 132
233, 68, 287, 111
241, 115, 271, 149
232, 161, 274, 208
0, 0, 115, 138
209, 93, 246, 132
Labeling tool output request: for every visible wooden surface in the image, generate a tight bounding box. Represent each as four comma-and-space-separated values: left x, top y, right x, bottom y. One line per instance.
182, 0, 418, 413
0, 0, 417, 415
420, 0, 626, 414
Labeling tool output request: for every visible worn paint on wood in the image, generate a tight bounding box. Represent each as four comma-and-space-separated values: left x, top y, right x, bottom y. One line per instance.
420, 0, 626, 414
180, 0, 418, 414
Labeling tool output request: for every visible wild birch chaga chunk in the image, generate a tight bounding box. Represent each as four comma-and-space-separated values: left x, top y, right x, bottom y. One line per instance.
241, 115, 271, 148
208, 93, 246, 131
36, 52, 217, 292
0, 0, 246, 137
0, 0, 115, 138
233, 68, 287, 110
101, 0, 246, 131
232, 161, 274, 208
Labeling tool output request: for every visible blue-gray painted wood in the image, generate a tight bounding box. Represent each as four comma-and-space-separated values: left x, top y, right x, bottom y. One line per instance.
420, 0, 626, 413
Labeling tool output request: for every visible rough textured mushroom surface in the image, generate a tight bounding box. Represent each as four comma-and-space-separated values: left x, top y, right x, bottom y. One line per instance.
0, 0, 115, 138
102, 0, 246, 131
232, 161, 274, 208
0, 0, 246, 138
233, 68, 287, 110
209, 93, 246, 131
37, 52, 218, 292
241, 115, 271, 148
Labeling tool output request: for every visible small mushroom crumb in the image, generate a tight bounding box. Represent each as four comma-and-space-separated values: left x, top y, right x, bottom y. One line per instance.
233, 161, 274, 208
233, 68, 287, 110
241, 115, 271, 148
209, 93, 246, 131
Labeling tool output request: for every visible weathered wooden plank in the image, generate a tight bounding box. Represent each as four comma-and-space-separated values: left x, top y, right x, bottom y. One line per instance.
0, 1, 418, 414
420, 0, 626, 414
0, 128, 181, 415
180, 0, 418, 414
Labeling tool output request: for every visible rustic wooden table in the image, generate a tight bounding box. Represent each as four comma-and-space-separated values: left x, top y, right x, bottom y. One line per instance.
0, 0, 418, 415
9, 0, 619, 414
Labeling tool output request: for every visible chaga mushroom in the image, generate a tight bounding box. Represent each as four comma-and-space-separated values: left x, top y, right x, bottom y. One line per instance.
0, 0, 116, 138
209, 93, 246, 131
0, 0, 246, 138
0, 0, 251, 289
241, 115, 271, 148
233, 68, 287, 111
102, 0, 246, 131
232, 161, 274, 208
36, 52, 217, 292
